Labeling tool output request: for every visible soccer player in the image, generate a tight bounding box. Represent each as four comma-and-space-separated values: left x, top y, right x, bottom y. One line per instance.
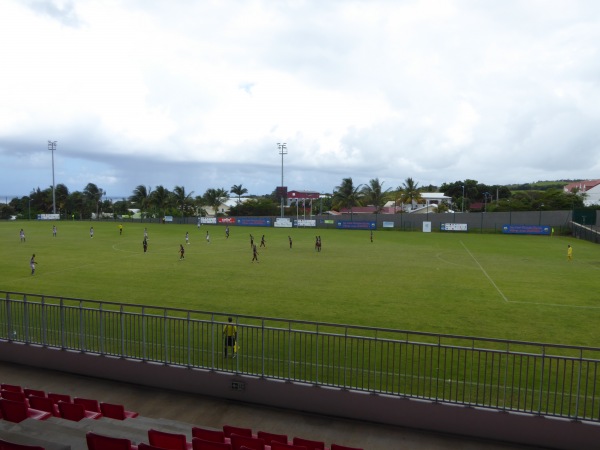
223, 317, 237, 358
90, 227, 94, 238
260, 235, 266, 248
179, 244, 185, 260
30, 254, 37, 275
52, 225, 57, 237
370, 230, 373, 243
119, 224, 123, 235
225, 226, 230, 239
186, 231, 190, 245
250, 234, 254, 248
288, 236, 293, 249
567, 244, 573, 261
252, 244, 259, 263
206, 230, 210, 243
143, 237, 148, 253
19, 229, 25, 242
317, 236, 322, 252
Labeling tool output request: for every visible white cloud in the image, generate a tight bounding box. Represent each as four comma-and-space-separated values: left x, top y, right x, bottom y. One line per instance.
1, 0, 600, 198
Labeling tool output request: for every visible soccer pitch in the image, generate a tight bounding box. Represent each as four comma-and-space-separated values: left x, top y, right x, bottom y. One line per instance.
1, 220, 598, 347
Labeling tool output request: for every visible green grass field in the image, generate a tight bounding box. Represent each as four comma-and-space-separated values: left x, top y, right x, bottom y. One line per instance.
1, 220, 598, 347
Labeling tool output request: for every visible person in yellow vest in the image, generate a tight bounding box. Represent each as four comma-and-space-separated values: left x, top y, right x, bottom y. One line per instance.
567, 244, 573, 261
223, 317, 237, 358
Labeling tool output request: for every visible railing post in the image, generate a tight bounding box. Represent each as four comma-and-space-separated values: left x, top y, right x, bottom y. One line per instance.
60, 298, 66, 349
315, 323, 319, 384
99, 304, 104, 355
575, 349, 583, 421
261, 319, 265, 377
79, 301, 85, 352
537, 345, 546, 415
142, 306, 147, 361
211, 314, 215, 370
343, 327, 348, 388
23, 295, 29, 343
164, 309, 169, 363
187, 312, 191, 368
120, 305, 125, 357
41, 296, 47, 346
288, 322, 292, 381
6, 294, 13, 340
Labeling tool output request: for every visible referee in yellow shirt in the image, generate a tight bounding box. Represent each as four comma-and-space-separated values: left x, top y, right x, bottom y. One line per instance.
223, 317, 237, 358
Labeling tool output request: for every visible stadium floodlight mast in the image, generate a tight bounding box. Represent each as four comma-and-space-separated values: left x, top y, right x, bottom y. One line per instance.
278, 142, 287, 218
48, 140, 57, 214
461, 184, 465, 213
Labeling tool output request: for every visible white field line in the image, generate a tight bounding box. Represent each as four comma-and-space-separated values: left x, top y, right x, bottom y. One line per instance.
460, 240, 509, 302
460, 241, 600, 310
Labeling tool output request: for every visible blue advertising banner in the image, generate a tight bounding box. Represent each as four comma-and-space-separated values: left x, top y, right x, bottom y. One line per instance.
336, 221, 376, 230
502, 224, 551, 235
236, 217, 272, 227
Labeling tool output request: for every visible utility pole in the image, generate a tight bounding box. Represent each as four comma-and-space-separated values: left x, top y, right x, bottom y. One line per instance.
278, 143, 287, 218
48, 141, 57, 214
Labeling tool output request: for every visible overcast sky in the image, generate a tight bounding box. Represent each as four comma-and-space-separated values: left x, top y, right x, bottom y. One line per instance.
1, 0, 600, 200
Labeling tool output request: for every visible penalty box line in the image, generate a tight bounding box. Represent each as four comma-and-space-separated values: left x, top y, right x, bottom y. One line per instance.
460, 240, 509, 303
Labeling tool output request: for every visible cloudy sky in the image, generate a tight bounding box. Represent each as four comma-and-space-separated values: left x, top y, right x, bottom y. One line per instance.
1, 0, 600, 200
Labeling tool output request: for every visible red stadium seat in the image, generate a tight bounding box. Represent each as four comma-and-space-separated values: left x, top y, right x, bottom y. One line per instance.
23, 389, 46, 398
256, 431, 288, 445
223, 425, 253, 438
0, 399, 51, 423
191, 439, 232, 450
47, 392, 71, 404
192, 427, 227, 443
74, 397, 101, 413
100, 402, 139, 420
58, 401, 102, 421
28, 395, 60, 417
86, 431, 138, 450
0, 384, 23, 393
148, 429, 192, 450
230, 435, 264, 450
292, 438, 326, 450
1, 390, 28, 405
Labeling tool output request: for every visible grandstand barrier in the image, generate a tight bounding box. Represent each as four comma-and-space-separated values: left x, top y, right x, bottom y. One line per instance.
1, 291, 600, 449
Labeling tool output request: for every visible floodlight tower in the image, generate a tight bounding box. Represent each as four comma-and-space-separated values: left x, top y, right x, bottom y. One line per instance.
278, 143, 287, 218
48, 140, 57, 214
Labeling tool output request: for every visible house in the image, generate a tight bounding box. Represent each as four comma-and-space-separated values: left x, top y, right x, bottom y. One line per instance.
286, 190, 320, 206
563, 180, 600, 206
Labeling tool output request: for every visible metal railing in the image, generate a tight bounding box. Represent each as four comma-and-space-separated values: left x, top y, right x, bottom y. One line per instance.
2, 290, 600, 422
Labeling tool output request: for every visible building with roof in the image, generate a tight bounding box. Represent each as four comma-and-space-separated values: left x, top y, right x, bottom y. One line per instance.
563, 180, 600, 206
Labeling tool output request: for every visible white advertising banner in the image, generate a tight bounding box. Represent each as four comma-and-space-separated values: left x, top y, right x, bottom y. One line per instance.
422, 221, 432, 233
295, 219, 316, 227
274, 218, 293, 228
200, 217, 217, 224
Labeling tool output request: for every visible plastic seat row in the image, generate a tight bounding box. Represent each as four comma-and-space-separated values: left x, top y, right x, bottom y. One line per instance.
0, 383, 138, 421
86, 427, 363, 450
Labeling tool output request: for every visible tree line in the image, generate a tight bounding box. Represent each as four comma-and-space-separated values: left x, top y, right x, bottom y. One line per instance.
0, 177, 590, 220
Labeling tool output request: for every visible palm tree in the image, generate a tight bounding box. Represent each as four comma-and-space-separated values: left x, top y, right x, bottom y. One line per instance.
173, 186, 194, 217
332, 177, 363, 219
398, 177, 422, 210
150, 185, 173, 218
83, 183, 104, 219
203, 188, 230, 216
129, 185, 153, 217
360, 178, 392, 214
230, 184, 248, 204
